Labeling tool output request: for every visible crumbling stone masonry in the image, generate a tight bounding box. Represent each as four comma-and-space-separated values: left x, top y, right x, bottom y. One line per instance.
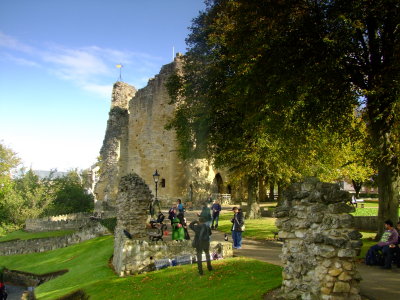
274, 178, 362, 300
112, 173, 232, 276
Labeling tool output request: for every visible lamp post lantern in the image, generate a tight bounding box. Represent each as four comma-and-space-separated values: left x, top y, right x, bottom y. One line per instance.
153, 169, 160, 200
150, 170, 161, 217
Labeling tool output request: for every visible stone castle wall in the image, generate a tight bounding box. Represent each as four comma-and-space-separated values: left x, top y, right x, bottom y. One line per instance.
274, 178, 362, 300
94, 55, 230, 209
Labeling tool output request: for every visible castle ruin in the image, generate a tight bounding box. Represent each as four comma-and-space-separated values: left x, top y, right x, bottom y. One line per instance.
94, 55, 230, 211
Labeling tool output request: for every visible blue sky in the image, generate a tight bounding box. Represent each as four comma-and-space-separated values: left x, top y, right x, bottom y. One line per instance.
0, 0, 205, 171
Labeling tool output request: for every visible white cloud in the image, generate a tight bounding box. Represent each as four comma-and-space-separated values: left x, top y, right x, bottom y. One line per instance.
43, 47, 110, 81
0, 31, 164, 96
0, 31, 35, 53
1, 52, 40, 67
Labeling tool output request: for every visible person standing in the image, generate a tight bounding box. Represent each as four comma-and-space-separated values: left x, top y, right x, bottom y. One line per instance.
231, 207, 244, 249
211, 199, 221, 230
198, 202, 212, 228
168, 206, 177, 226
189, 217, 213, 275
177, 199, 185, 214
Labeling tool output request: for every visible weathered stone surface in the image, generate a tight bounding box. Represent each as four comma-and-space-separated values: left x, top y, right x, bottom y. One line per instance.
333, 281, 351, 293
94, 56, 233, 210
275, 178, 361, 299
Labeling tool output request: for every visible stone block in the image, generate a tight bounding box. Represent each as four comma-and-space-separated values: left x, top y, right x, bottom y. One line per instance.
333, 281, 350, 293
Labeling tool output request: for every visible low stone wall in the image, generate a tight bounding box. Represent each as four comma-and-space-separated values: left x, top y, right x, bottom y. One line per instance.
25, 212, 92, 232
25, 211, 116, 232
353, 216, 378, 231
0, 222, 110, 256
113, 232, 232, 276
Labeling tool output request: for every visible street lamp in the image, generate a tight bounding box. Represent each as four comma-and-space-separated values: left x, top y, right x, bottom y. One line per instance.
150, 170, 161, 218
153, 169, 160, 200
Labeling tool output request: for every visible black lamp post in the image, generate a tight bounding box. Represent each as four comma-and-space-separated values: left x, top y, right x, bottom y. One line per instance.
153, 169, 160, 201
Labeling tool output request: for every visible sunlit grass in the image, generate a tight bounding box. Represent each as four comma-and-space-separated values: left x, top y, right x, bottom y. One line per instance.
217, 212, 278, 240
0, 230, 75, 242
1, 236, 282, 300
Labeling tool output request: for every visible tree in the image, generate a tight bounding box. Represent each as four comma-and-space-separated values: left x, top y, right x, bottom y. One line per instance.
168, 0, 399, 233
45, 170, 94, 215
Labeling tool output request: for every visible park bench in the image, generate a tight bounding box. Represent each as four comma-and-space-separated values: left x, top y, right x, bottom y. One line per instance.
351, 197, 365, 208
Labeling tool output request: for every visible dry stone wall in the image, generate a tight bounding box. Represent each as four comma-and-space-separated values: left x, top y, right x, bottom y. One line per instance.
113, 238, 232, 276
25, 212, 92, 232
274, 178, 362, 300
111, 172, 234, 276
0, 222, 110, 256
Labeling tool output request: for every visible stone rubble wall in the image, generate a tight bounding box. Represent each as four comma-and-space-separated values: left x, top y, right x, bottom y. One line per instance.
113, 232, 233, 276
0, 222, 110, 256
25, 212, 92, 232
274, 178, 362, 300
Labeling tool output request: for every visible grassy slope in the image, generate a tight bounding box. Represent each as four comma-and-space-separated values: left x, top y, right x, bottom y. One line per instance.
1, 235, 282, 300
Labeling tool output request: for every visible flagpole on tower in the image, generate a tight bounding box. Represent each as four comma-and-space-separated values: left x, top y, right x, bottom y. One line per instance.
116, 63, 123, 81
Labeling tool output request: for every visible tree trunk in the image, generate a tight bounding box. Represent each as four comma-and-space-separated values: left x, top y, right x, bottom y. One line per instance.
259, 176, 267, 202
352, 180, 363, 198
245, 176, 261, 219
269, 180, 275, 202
376, 162, 400, 239
277, 181, 284, 206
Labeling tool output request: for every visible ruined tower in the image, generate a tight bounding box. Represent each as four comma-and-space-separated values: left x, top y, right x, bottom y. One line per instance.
94, 55, 230, 211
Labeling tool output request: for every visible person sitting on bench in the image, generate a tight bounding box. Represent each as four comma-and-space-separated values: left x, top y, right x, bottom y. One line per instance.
366, 220, 398, 269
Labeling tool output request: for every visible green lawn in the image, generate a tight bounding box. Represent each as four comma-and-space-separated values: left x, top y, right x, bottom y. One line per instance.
1, 235, 282, 300
0, 230, 75, 243
217, 212, 278, 240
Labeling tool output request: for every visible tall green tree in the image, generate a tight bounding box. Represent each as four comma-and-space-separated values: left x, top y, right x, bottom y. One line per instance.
168, 0, 399, 232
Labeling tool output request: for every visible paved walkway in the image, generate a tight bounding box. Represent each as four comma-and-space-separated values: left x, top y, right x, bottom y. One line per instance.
184, 210, 400, 300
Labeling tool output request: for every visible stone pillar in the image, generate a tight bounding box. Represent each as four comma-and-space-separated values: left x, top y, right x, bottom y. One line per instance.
274, 178, 362, 300
114, 173, 152, 238
94, 82, 136, 210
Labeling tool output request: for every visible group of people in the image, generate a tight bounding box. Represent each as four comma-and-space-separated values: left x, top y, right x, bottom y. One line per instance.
161, 197, 245, 275
366, 220, 400, 269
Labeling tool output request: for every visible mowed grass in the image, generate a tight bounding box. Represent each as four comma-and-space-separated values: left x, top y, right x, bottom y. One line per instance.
0, 230, 75, 242
217, 212, 278, 240
1, 235, 282, 300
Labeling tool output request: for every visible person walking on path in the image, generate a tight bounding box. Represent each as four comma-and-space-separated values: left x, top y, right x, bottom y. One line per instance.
211, 199, 221, 230
189, 217, 213, 275
231, 207, 244, 249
